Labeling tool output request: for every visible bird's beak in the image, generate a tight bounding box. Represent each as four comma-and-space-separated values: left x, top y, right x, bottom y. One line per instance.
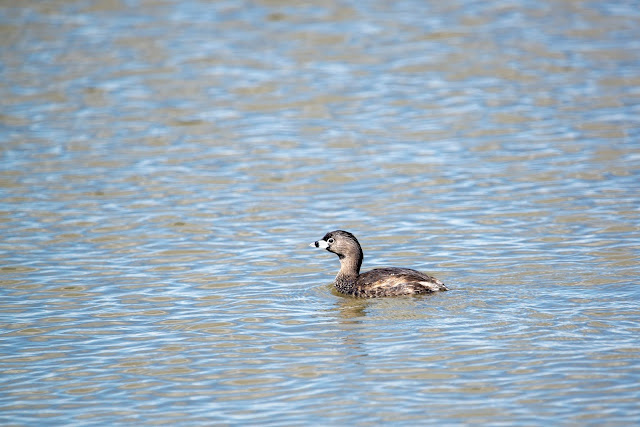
310, 239, 329, 249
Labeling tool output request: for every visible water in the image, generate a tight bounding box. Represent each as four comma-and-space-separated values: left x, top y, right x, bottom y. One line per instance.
1, 0, 639, 425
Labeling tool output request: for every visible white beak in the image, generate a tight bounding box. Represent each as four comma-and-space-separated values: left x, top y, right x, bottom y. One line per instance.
310, 240, 329, 249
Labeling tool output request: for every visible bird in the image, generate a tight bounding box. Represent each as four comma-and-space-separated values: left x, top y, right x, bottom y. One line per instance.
310, 230, 447, 298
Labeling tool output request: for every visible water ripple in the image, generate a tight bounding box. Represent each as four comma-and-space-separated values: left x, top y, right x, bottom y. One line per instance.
1, 0, 639, 425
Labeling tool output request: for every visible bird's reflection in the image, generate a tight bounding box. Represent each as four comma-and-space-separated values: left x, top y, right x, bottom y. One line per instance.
333, 296, 369, 323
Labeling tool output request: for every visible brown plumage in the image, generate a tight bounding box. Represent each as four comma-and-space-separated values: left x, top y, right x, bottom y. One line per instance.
310, 230, 447, 298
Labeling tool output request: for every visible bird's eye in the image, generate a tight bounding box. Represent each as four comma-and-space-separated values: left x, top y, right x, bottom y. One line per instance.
327, 238, 335, 244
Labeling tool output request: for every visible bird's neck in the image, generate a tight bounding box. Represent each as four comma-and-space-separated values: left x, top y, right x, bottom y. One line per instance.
339, 254, 361, 276
335, 256, 361, 294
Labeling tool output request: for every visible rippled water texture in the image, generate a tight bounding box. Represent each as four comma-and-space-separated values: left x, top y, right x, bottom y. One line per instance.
2, 0, 639, 425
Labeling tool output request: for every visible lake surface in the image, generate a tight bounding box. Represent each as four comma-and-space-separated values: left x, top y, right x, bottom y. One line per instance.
1, 0, 639, 425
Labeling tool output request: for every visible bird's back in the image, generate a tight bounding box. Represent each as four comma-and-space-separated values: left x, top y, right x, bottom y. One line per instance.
353, 267, 447, 298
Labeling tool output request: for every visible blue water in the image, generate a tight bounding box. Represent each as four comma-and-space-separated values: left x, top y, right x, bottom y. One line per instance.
1, 0, 639, 425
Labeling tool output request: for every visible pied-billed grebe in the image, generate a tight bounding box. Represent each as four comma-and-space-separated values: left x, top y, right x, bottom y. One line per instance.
310, 230, 447, 298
